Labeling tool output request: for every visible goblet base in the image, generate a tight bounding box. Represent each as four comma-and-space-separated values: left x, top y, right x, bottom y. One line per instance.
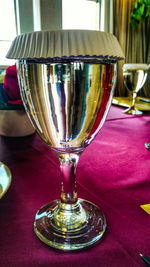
123, 106, 143, 115
34, 198, 106, 251
145, 142, 150, 150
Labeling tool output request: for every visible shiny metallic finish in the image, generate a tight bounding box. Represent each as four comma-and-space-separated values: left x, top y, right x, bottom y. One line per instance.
123, 68, 148, 115
17, 62, 117, 152
17, 60, 117, 251
123, 69, 148, 94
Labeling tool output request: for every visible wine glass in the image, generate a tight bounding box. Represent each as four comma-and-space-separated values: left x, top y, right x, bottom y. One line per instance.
7, 29, 124, 251
122, 64, 149, 115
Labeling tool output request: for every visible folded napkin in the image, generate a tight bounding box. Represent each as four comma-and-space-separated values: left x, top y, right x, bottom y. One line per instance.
140, 204, 150, 215
2, 65, 23, 108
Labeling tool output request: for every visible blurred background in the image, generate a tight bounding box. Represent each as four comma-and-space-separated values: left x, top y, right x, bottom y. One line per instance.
0, 0, 150, 97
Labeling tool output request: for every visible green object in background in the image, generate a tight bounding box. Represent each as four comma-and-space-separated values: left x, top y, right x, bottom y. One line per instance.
130, 0, 150, 28
0, 69, 5, 84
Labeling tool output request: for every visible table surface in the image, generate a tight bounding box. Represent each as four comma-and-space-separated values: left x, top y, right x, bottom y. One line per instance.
1, 105, 150, 267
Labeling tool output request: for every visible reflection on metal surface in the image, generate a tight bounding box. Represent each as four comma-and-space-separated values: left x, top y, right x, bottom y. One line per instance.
18, 62, 117, 152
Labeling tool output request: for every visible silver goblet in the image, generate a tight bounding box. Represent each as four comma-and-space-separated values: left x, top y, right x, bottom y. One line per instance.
122, 64, 149, 115
7, 30, 124, 250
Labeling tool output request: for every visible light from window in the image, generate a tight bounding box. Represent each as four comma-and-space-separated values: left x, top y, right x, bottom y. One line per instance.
0, 0, 16, 66
62, 0, 100, 31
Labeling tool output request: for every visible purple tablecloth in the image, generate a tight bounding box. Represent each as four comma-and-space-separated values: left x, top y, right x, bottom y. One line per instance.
0, 106, 150, 266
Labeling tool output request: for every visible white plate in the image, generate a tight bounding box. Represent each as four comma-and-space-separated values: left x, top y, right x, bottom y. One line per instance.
0, 162, 12, 199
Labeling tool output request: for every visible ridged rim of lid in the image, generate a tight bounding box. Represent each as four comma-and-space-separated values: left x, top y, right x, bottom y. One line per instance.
6, 29, 124, 61
123, 63, 150, 71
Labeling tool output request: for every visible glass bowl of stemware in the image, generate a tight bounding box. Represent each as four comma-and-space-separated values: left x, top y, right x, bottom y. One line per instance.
122, 63, 149, 115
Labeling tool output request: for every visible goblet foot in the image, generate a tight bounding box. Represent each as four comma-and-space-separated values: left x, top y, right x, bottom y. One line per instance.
123, 106, 143, 115
145, 142, 150, 150
34, 198, 106, 251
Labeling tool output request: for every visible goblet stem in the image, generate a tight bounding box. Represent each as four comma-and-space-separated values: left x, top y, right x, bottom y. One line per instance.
132, 92, 137, 109
58, 152, 80, 204
34, 149, 106, 249
51, 152, 88, 232
123, 92, 142, 115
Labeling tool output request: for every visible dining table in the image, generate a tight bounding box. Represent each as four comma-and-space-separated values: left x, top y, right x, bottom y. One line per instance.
0, 105, 150, 267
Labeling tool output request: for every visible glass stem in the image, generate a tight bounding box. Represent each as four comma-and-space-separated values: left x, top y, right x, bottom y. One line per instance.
132, 92, 137, 108
58, 152, 80, 204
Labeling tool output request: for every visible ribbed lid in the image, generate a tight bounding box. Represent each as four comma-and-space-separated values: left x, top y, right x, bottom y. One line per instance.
123, 64, 150, 71
6, 29, 124, 61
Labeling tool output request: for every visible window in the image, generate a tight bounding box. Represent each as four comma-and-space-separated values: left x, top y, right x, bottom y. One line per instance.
62, 0, 113, 33
0, 0, 112, 67
62, 0, 100, 31
0, 0, 17, 66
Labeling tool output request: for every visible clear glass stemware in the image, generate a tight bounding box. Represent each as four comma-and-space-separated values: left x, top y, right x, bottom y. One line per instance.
17, 59, 117, 250
123, 64, 148, 115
